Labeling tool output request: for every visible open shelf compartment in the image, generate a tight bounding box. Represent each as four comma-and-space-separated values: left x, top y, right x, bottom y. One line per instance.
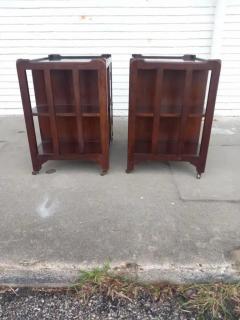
79, 70, 100, 116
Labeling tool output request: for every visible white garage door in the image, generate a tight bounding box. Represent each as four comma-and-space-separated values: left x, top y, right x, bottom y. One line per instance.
0, 0, 239, 116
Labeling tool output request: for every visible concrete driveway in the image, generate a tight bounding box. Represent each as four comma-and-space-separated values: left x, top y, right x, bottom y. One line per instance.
0, 116, 240, 286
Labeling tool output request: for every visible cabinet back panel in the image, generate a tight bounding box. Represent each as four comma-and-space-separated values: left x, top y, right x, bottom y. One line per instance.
135, 117, 153, 142
56, 117, 78, 143
136, 69, 156, 113
159, 117, 180, 143
79, 70, 99, 109
51, 70, 74, 106
161, 70, 185, 114
83, 117, 101, 142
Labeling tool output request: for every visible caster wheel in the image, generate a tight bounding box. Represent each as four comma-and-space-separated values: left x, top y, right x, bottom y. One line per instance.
32, 170, 39, 175
196, 173, 201, 179
126, 169, 133, 174
100, 170, 108, 176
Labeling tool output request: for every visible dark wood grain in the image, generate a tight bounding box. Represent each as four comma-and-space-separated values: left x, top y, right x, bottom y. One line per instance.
127, 54, 221, 177
17, 54, 112, 175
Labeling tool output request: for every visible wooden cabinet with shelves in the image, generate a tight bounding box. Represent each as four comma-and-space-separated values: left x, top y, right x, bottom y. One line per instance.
127, 54, 221, 178
17, 54, 112, 175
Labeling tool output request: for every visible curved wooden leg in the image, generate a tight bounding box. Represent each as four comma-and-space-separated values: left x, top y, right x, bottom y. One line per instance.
126, 158, 134, 173
32, 170, 40, 175
32, 162, 41, 175
126, 167, 133, 173
192, 160, 204, 179
100, 156, 109, 176
100, 169, 108, 176
196, 167, 204, 179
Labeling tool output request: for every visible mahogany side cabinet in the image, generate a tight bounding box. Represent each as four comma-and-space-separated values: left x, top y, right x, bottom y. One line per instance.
17, 54, 112, 175
126, 54, 221, 178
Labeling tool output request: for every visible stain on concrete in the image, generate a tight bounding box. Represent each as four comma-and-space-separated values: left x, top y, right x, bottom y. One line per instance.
226, 247, 240, 269
45, 169, 56, 174
36, 196, 59, 219
0, 141, 7, 151
212, 127, 236, 135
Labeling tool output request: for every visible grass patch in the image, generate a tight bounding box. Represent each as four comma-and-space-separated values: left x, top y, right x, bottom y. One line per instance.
71, 263, 240, 319
178, 283, 240, 320
71, 262, 155, 302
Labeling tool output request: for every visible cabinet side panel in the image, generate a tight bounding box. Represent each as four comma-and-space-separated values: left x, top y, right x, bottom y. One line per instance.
183, 70, 209, 155
32, 70, 51, 143
190, 70, 208, 114
183, 118, 203, 155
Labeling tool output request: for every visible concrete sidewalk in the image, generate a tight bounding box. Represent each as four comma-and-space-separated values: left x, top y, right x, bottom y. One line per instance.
0, 116, 240, 286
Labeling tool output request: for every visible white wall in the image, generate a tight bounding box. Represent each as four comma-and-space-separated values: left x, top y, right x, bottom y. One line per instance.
216, 0, 240, 116
0, 0, 239, 116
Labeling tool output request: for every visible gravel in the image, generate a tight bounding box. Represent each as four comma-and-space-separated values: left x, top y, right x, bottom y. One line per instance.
0, 287, 196, 320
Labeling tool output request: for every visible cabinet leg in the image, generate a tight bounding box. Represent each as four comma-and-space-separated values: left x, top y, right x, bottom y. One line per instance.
196, 167, 204, 179
32, 162, 41, 175
126, 160, 134, 173
196, 163, 205, 179
100, 157, 109, 176
100, 169, 108, 176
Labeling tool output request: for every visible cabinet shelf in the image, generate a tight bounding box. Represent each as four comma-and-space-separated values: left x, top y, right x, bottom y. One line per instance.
135, 105, 205, 119
160, 113, 181, 118
134, 140, 199, 156
159, 113, 205, 118
32, 104, 100, 117
135, 112, 205, 118
188, 113, 205, 118
32, 105, 49, 116
82, 105, 100, 117
136, 112, 153, 117
38, 140, 101, 155
82, 113, 100, 117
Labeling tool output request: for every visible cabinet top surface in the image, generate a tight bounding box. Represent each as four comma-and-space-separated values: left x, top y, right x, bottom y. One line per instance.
41, 54, 111, 62
131, 54, 220, 65
17, 54, 112, 68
